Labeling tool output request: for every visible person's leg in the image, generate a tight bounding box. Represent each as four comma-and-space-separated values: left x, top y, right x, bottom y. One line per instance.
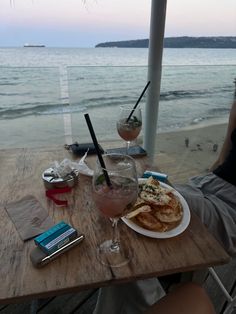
174, 173, 236, 256
93, 278, 165, 314
145, 282, 216, 314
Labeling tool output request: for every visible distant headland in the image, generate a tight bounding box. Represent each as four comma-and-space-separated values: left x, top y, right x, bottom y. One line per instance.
95, 36, 236, 48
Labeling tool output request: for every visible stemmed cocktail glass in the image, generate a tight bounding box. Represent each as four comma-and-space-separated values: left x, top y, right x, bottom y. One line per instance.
116, 106, 142, 154
93, 153, 138, 267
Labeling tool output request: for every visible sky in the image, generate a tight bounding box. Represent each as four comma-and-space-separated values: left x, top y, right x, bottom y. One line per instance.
0, 0, 236, 47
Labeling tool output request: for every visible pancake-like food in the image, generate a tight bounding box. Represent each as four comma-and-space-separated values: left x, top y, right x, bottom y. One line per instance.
126, 176, 183, 232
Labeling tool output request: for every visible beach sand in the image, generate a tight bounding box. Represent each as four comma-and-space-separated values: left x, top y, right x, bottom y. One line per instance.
153, 123, 227, 183
1, 113, 227, 184
100, 123, 227, 184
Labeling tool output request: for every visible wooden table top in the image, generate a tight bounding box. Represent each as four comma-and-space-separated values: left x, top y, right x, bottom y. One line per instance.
0, 146, 230, 304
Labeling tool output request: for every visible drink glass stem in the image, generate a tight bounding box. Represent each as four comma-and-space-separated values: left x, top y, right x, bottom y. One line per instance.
126, 141, 131, 154
110, 218, 120, 252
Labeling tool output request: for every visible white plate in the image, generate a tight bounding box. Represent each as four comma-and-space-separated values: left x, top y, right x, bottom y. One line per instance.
121, 178, 191, 239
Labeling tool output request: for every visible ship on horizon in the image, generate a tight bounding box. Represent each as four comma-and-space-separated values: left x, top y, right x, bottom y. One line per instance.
23, 43, 45, 47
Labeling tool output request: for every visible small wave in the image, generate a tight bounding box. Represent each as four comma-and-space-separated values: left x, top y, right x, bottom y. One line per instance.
219, 85, 235, 92
41, 106, 86, 116
0, 82, 20, 86
160, 86, 232, 101
0, 98, 96, 119
191, 117, 205, 124
74, 77, 85, 80
0, 92, 30, 96
0, 95, 133, 119
75, 95, 131, 109
160, 89, 204, 100
190, 112, 228, 126
0, 102, 64, 119
208, 107, 230, 115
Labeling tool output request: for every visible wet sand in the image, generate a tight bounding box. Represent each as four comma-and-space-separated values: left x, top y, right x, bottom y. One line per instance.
153, 123, 227, 183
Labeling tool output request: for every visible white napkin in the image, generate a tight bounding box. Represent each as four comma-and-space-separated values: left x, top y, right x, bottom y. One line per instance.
5, 195, 54, 241
51, 151, 94, 178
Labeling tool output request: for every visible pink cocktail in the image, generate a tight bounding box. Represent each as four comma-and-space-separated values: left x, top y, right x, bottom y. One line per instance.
93, 178, 137, 218
117, 118, 142, 142
117, 106, 142, 154
93, 153, 138, 267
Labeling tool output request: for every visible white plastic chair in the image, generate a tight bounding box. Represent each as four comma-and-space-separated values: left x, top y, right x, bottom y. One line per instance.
208, 267, 236, 314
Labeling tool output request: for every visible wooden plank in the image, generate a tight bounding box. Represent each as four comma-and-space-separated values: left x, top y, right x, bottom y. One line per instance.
0, 291, 97, 314
0, 302, 32, 314
38, 289, 97, 314
0, 305, 8, 311
0, 298, 55, 313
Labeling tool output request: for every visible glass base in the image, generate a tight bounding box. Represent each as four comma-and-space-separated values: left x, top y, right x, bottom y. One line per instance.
97, 240, 133, 267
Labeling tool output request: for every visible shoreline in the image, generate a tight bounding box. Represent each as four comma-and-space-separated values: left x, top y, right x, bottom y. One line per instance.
158, 117, 228, 134
0, 117, 227, 184
0, 105, 228, 149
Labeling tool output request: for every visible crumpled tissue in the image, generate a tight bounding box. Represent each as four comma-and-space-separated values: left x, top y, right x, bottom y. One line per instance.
51, 150, 94, 178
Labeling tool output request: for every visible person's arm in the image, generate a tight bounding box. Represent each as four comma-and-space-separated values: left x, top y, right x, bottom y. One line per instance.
210, 100, 236, 171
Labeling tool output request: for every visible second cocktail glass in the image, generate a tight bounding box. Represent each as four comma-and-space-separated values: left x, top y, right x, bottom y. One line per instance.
117, 105, 142, 154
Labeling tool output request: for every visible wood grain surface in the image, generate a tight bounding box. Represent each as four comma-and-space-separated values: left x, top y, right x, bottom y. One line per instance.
0, 147, 230, 304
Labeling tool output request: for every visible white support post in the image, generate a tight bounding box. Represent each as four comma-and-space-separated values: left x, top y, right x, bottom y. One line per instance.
144, 0, 167, 159
234, 77, 236, 98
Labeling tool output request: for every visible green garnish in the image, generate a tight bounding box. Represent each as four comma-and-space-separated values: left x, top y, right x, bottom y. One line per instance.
96, 174, 105, 185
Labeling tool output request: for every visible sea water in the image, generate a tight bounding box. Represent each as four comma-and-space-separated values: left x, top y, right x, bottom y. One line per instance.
0, 47, 235, 148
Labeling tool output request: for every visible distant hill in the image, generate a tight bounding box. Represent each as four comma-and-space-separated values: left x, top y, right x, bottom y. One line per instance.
95, 36, 236, 48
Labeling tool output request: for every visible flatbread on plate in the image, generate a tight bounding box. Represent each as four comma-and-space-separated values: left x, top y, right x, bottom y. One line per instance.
126, 176, 183, 232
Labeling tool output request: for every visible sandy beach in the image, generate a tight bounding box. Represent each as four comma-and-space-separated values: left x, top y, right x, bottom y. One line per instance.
100, 122, 227, 184
153, 123, 227, 183
1, 114, 227, 184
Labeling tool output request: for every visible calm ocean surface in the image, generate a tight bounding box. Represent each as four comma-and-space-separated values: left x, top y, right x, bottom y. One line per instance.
0, 47, 235, 148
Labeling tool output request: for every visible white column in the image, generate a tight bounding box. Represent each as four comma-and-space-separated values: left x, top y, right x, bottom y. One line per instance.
144, 0, 167, 159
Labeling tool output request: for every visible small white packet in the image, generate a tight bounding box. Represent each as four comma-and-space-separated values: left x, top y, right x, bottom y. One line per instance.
75, 150, 94, 176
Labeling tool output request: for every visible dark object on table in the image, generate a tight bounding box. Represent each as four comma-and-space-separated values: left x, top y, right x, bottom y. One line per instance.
34, 221, 78, 254
142, 170, 168, 182
65, 142, 104, 156
30, 234, 85, 268
106, 145, 147, 157
42, 167, 79, 190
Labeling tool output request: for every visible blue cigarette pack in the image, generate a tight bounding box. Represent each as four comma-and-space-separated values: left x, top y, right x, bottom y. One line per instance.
34, 221, 78, 255
142, 170, 168, 183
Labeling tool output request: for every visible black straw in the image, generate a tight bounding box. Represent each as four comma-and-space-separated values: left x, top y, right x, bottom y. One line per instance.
84, 113, 112, 187
126, 80, 151, 122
